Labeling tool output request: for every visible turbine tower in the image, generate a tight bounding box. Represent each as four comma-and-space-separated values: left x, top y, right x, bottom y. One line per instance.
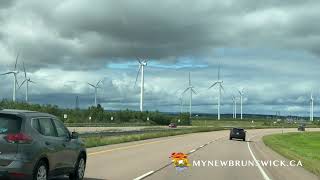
134, 58, 148, 112
310, 92, 314, 121
19, 62, 35, 103
238, 89, 244, 120
88, 80, 102, 107
1, 53, 20, 102
208, 64, 224, 120
232, 95, 237, 119
182, 72, 197, 118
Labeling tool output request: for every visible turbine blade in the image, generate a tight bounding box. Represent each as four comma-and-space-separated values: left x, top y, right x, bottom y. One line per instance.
189, 72, 191, 86
0, 72, 13, 75
19, 80, 27, 89
29, 80, 36, 84
14, 52, 20, 70
23, 62, 26, 78
15, 74, 19, 87
96, 80, 102, 87
134, 65, 141, 88
182, 87, 190, 94
137, 57, 142, 64
191, 88, 197, 94
208, 82, 218, 89
220, 84, 225, 93
88, 83, 95, 88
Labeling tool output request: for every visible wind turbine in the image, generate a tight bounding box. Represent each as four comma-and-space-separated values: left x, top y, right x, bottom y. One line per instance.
182, 72, 197, 118
134, 58, 148, 112
88, 80, 102, 107
19, 62, 35, 103
238, 89, 244, 120
310, 92, 314, 121
232, 95, 237, 119
208, 64, 224, 120
1, 53, 20, 102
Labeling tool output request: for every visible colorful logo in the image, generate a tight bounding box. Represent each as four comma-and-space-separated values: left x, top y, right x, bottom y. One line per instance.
170, 152, 190, 172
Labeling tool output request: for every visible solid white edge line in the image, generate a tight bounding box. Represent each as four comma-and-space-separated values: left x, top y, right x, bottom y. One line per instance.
189, 149, 196, 153
247, 139, 272, 180
133, 171, 155, 180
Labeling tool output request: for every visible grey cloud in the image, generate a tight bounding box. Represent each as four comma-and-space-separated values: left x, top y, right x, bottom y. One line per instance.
0, 0, 320, 116
1, 0, 320, 71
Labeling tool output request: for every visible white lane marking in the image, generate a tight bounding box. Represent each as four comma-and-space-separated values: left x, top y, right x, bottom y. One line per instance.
247, 137, 272, 180
199, 145, 204, 148
133, 171, 155, 180
189, 149, 196, 153
133, 135, 228, 179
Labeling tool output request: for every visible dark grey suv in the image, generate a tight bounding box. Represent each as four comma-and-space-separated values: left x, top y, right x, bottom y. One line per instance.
229, 128, 246, 141
0, 109, 86, 180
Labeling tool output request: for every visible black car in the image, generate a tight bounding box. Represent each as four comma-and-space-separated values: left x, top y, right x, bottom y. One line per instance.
0, 109, 86, 180
229, 128, 246, 141
298, 125, 305, 131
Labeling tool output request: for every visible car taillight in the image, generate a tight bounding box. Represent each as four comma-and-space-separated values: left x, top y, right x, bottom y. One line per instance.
4, 133, 33, 144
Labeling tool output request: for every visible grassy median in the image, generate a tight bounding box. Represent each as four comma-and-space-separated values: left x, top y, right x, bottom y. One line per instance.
83, 127, 225, 148
263, 132, 320, 176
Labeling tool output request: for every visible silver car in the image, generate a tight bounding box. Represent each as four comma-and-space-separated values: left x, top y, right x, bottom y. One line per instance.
0, 109, 86, 180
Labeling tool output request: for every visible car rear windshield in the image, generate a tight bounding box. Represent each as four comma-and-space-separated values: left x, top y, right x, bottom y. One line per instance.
233, 128, 244, 132
0, 114, 22, 134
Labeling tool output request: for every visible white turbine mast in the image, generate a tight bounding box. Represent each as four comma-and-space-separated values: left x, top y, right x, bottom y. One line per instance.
134, 58, 148, 112
238, 89, 244, 120
19, 62, 35, 103
208, 63, 224, 120
1, 53, 20, 102
88, 80, 102, 107
310, 92, 314, 121
182, 72, 197, 118
232, 95, 237, 119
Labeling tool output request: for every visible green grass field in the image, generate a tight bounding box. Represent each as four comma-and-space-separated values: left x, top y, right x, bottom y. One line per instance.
263, 132, 320, 176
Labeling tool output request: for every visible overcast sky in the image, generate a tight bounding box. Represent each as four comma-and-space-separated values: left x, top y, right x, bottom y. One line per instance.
0, 0, 320, 116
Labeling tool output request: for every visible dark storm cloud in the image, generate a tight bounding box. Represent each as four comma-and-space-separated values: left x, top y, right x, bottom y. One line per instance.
1, 0, 320, 70
1, 0, 320, 116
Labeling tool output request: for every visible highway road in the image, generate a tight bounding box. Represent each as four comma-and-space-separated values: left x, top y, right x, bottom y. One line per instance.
55, 128, 320, 180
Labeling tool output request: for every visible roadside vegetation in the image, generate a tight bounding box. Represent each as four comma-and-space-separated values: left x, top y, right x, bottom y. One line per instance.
0, 100, 191, 125
2, 100, 319, 128
263, 132, 320, 176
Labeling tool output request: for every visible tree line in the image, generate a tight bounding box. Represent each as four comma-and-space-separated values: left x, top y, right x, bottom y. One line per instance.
0, 100, 191, 125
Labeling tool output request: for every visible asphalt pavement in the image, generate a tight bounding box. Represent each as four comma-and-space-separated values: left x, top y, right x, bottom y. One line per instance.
54, 128, 320, 180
